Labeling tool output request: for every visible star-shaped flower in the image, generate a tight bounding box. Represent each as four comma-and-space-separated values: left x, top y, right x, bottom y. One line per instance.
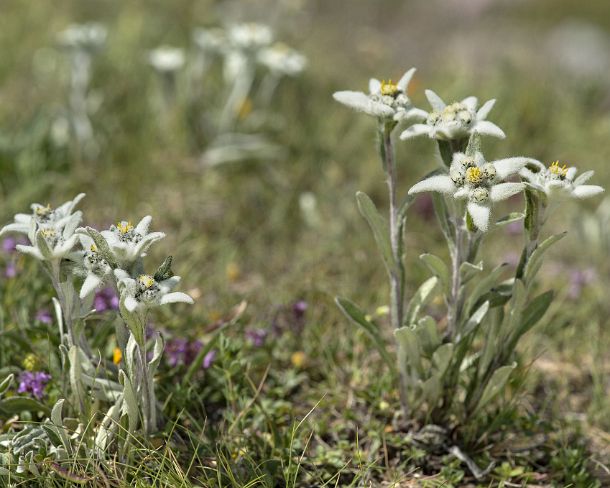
408, 151, 532, 231
97, 216, 165, 267
258, 43, 307, 76
333, 68, 427, 122
0, 193, 85, 238
16, 212, 82, 262
400, 90, 505, 141
114, 269, 193, 313
78, 234, 114, 299
520, 161, 604, 200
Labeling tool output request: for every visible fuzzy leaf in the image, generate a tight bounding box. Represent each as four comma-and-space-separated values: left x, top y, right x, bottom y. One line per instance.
394, 326, 423, 377
419, 254, 450, 295
460, 261, 483, 284
432, 343, 454, 377
336, 297, 395, 373
496, 212, 524, 227
475, 363, 516, 412
405, 277, 439, 326
119, 370, 139, 434
85, 227, 117, 268
0, 375, 14, 396
432, 193, 455, 251
153, 256, 174, 282
0, 397, 50, 416
465, 263, 509, 316
457, 301, 490, 342
523, 232, 567, 284
356, 192, 396, 275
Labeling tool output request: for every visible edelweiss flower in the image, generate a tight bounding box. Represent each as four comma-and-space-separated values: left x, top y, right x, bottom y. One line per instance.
333, 68, 427, 122
98, 216, 165, 267
409, 151, 532, 231
520, 161, 604, 200
0, 193, 85, 237
58, 23, 107, 52
258, 43, 307, 76
193, 28, 225, 53
400, 90, 505, 141
148, 46, 185, 73
227, 23, 273, 51
16, 212, 81, 262
78, 235, 114, 299
114, 269, 193, 313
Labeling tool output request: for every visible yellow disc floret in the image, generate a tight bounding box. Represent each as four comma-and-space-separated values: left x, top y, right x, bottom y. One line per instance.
549, 161, 568, 177
380, 79, 399, 96
117, 221, 134, 234
113, 347, 122, 365
138, 274, 155, 289
40, 228, 57, 238
465, 166, 483, 185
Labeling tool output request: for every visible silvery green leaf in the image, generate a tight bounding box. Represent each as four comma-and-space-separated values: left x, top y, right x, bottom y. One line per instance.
335, 297, 395, 373
474, 362, 516, 413
0, 375, 14, 396
68, 346, 86, 410
496, 212, 524, 227
404, 276, 439, 326
420, 374, 442, 407
148, 334, 165, 377
464, 263, 509, 316
506, 290, 553, 352
119, 370, 139, 434
49, 399, 72, 454
523, 232, 567, 285
52, 297, 64, 341
460, 261, 483, 284
432, 343, 454, 377
35, 231, 53, 260
0, 397, 50, 416
414, 316, 441, 357
432, 193, 456, 251
419, 253, 450, 295
84, 226, 117, 268
125, 335, 139, 382
153, 256, 174, 282
356, 192, 396, 275
457, 301, 490, 342
119, 299, 145, 346
95, 401, 122, 452
394, 326, 423, 377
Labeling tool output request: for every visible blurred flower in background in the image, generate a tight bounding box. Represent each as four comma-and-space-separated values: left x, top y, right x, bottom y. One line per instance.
17, 371, 51, 400
93, 287, 119, 312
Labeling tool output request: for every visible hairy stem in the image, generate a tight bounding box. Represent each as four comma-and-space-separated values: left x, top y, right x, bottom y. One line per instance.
381, 124, 408, 417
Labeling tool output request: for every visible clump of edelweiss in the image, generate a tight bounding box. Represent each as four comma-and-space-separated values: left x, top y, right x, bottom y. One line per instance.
0, 194, 85, 262
400, 90, 504, 141
409, 149, 533, 231
333, 68, 426, 122
0, 194, 85, 237
520, 160, 604, 200
258, 43, 307, 76
114, 269, 193, 313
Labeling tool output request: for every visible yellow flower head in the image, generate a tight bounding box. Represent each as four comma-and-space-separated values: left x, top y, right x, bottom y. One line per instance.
90, 244, 97, 252
549, 161, 568, 177
40, 228, 57, 238
22, 353, 39, 372
380, 79, 399, 97
113, 347, 122, 365
465, 166, 483, 185
116, 221, 134, 234
138, 274, 155, 289
291, 351, 306, 368
35, 204, 52, 217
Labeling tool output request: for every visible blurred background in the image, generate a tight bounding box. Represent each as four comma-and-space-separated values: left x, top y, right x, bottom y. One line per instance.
0, 0, 608, 461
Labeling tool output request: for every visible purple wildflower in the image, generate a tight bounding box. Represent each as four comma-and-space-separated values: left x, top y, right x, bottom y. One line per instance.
36, 309, 53, 324
4, 262, 17, 278
2, 237, 26, 254
18, 371, 51, 400
292, 300, 308, 320
185, 340, 203, 365
165, 338, 188, 367
93, 287, 119, 312
245, 328, 268, 347
413, 193, 435, 221
203, 350, 217, 369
